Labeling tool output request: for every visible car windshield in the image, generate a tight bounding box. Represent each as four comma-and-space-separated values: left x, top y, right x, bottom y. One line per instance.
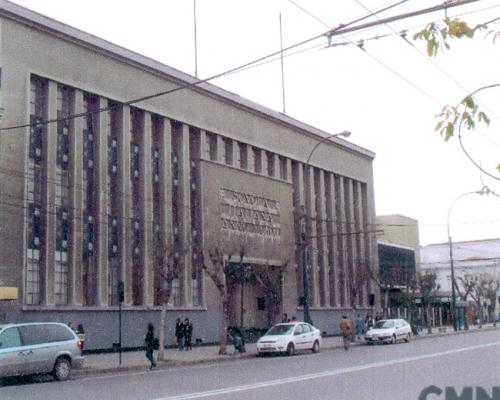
265, 324, 294, 335
374, 320, 395, 329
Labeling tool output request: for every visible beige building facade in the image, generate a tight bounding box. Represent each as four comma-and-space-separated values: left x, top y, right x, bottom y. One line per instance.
0, 1, 378, 349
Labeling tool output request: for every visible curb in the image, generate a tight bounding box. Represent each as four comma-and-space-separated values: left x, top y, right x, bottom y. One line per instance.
72, 325, 499, 378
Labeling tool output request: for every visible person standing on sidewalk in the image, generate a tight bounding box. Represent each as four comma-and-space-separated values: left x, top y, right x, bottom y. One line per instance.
183, 318, 193, 350
144, 323, 157, 370
175, 318, 185, 350
355, 314, 364, 340
340, 315, 352, 350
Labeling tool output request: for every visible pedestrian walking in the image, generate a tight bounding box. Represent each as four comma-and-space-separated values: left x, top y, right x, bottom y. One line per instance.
183, 318, 193, 350
144, 322, 157, 370
355, 314, 364, 340
175, 318, 184, 350
375, 311, 382, 322
339, 315, 352, 350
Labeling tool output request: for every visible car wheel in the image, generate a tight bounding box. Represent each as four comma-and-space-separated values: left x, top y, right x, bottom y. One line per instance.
286, 343, 295, 356
53, 357, 71, 381
405, 333, 410, 343
312, 340, 320, 353
391, 335, 397, 345
257, 352, 263, 357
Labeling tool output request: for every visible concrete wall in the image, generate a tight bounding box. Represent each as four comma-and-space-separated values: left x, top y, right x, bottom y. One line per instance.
0, 1, 379, 350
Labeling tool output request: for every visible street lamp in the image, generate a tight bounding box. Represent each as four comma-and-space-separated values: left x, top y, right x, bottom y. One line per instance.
301, 130, 352, 325
447, 190, 481, 332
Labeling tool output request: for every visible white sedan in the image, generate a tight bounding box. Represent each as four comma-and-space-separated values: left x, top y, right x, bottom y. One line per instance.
364, 318, 412, 345
256, 322, 322, 356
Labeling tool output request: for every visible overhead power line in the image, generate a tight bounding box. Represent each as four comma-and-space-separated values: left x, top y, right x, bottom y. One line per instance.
326, 0, 482, 40
5, 0, 472, 135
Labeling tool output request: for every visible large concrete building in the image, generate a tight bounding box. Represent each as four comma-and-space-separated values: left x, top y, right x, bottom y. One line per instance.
0, 1, 378, 349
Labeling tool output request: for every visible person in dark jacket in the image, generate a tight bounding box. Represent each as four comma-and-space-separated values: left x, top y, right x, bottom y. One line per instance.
175, 318, 184, 350
183, 318, 193, 350
144, 322, 156, 370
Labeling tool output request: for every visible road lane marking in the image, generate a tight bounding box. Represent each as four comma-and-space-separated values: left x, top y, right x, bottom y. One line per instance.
155, 340, 500, 400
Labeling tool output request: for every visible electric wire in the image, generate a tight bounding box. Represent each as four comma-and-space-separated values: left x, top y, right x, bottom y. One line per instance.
0, 0, 411, 134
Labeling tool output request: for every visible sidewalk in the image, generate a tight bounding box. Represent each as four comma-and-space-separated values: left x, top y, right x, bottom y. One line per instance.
74, 323, 499, 377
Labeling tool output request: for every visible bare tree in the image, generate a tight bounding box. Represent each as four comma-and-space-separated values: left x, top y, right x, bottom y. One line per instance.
456, 275, 475, 330
224, 246, 250, 331
484, 275, 500, 327
154, 240, 181, 361
254, 260, 288, 327
418, 271, 437, 334
201, 247, 232, 355
458, 274, 488, 328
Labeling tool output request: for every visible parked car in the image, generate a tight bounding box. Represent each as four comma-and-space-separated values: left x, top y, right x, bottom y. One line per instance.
256, 322, 322, 356
364, 318, 411, 345
0, 322, 84, 381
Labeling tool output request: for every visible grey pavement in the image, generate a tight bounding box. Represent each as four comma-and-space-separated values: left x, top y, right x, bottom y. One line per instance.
74, 323, 499, 377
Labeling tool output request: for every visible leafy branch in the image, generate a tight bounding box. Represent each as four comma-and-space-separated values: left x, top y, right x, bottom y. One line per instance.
413, 18, 487, 57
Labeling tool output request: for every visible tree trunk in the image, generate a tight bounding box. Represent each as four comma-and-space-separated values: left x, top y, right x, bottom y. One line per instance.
426, 303, 432, 334
218, 297, 230, 355
157, 304, 167, 360
477, 300, 483, 328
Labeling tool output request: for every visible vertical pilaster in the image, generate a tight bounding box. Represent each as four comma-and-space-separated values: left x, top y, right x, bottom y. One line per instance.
325, 172, 337, 307
96, 97, 109, 306
362, 182, 374, 305
292, 161, 304, 302
285, 159, 292, 183
180, 124, 192, 306
42, 81, 57, 306
142, 113, 154, 306
304, 165, 318, 307
118, 105, 132, 305
354, 181, 365, 307
71, 90, 84, 306
317, 170, 328, 307
335, 175, 347, 307
344, 178, 355, 308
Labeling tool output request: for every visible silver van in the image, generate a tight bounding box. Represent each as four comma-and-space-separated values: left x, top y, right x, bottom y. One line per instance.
0, 322, 84, 381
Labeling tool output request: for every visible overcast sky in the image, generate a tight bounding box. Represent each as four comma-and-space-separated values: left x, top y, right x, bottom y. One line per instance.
9, 0, 500, 246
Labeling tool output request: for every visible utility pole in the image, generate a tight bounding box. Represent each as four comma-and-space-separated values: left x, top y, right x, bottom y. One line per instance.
279, 12, 286, 114
193, 0, 198, 78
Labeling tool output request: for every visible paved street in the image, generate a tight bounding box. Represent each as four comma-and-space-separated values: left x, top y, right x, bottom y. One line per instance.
1, 327, 499, 400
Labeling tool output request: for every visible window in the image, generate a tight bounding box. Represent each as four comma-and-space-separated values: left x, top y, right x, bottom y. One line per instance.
19, 324, 74, 345
207, 132, 217, 161
253, 147, 262, 173
294, 325, 304, 335
279, 156, 288, 180
223, 138, 233, 165
0, 328, 22, 349
238, 142, 248, 169
266, 152, 275, 177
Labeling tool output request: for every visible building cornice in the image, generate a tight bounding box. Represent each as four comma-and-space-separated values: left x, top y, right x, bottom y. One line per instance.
0, 0, 375, 161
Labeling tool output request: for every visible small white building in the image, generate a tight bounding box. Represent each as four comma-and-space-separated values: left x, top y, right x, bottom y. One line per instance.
421, 238, 500, 320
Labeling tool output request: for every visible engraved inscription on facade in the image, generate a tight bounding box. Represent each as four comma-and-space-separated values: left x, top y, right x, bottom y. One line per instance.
219, 188, 280, 241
